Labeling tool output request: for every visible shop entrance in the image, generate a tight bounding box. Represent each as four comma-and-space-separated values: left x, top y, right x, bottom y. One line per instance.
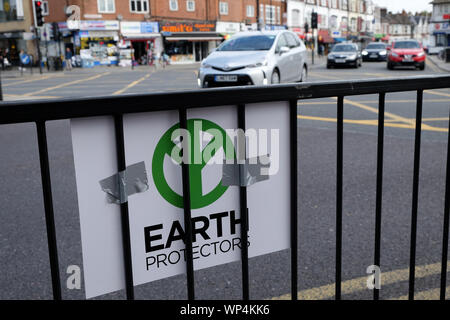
193, 42, 209, 62
131, 40, 155, 65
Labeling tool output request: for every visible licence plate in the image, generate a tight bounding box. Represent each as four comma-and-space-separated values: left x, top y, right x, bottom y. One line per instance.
335, 59, 346, 63
403, 58, 413, 62
215, 75, 238, 82
370, 54, 377, 58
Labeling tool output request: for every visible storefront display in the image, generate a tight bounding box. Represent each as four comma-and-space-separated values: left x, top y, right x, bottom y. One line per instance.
161, 21, 222, 63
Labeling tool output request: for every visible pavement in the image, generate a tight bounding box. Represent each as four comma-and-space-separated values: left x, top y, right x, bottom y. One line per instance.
0, 59, 449, 300
427, 54, 450, 73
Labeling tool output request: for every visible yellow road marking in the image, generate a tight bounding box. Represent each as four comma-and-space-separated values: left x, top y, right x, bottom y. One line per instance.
4, 94, 59, 100
298, 114, 448, 132
2, 74, 59, 87
308, 72, 341, 80
272, 260, 450, 300
299, 99, 450, 105
21, 72, 110, 97
113, 73, 150, 95
390, 286, 450, 300
335, 97, 445, 132
425, 90, 450, 98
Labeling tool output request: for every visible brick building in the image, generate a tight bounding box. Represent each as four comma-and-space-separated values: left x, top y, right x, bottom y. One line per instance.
36, 0, 287, 66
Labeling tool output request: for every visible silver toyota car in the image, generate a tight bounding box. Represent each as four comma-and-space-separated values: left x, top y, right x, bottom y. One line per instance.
198, 31, 308, 88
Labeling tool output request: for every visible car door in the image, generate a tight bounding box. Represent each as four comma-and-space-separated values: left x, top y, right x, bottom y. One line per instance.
274, 33, 290, 82
284, 32, 303, 81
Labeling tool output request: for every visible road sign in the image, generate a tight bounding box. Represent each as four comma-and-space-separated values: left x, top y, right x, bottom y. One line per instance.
71, 103, 291, 298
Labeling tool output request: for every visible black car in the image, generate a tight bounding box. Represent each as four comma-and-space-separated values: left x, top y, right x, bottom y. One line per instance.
327, 43, 362, 68
361, 42, 388, 61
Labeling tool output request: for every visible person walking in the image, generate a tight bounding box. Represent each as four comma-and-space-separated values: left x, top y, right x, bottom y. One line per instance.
65, 48, 73, 71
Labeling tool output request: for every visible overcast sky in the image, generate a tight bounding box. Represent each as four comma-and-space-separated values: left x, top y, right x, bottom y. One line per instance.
373, 0, 433, 13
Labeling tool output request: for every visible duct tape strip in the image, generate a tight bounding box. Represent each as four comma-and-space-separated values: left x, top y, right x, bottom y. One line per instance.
99, 161, 149, 204
222, 155, 271, 187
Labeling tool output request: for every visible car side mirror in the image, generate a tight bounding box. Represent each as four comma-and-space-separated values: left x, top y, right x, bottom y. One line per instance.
279, 46, 290, 55
386, 47, 391, 51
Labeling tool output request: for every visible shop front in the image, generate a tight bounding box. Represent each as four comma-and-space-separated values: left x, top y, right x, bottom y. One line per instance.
0, 31, 29, 66
120, 21, 161, 66
160, 21, 221, 63
59, 20, 120, 67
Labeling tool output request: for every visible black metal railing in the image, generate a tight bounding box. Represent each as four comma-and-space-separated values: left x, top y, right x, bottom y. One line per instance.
1, 74, 450, 300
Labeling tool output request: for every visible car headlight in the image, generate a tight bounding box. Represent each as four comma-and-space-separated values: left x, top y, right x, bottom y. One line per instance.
362, 50, 368, 55
348, 54, 357, 60
379, 50, 387, 55
247, 60, 268, 68
391, 52, 399, 57
201, 61, 212, 68
417, 52, 425, 57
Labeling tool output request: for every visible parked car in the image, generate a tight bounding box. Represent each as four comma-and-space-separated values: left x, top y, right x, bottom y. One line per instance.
362, 42, 388, 61
387, 40, 426, 70
198, 30, 308, 88
327, 43, 362, 68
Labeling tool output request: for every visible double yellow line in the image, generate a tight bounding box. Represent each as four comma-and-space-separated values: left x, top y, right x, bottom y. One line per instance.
272, 260, 450, 300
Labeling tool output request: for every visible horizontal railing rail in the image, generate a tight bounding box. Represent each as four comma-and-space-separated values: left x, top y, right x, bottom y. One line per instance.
0, 75, 449, 301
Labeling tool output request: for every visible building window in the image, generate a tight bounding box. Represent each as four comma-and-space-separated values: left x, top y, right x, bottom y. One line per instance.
320, 0, 327, 6
265, 5, 276, 25
291, 9, 300, 26
341, 0, 348, 11
219, 2, 228, 15
186, 0, 195, 11
332, 0, 337, 8
130, 0, 148, 13
306, 0, 315, 4
169, 0, 178, 11
246, 5, 254, 17
98, 0, 115, 13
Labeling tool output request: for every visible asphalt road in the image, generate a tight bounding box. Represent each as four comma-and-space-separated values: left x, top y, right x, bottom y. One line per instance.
0, 58, 449, 300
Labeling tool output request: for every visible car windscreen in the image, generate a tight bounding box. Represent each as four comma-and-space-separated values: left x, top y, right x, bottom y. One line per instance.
217, 35, 277, 51
332, 45, 356, 52
366, 44, 386, 49
393, 41, 420, 49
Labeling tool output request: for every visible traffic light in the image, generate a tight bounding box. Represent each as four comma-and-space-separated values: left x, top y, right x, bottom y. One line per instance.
311, 12, 318, 29
34, 1, 44, 27
304, 22, 309, 34
52, 22, 60, 40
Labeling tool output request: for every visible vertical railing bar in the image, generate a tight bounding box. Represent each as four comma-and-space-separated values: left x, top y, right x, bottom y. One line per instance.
336, 96, 344, 300
237, 103, 250, 300
440, 109, 450, 300
178, 107, 196, 300
36, 120, 62, 300
374, 92, 385, 300
408, 89, 423, 300
289, 99, 298, 300
113, 114, 135, 300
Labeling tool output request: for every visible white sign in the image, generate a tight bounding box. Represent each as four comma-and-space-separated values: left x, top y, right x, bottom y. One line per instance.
71, 103, 291, 298
216, 21, 241, 34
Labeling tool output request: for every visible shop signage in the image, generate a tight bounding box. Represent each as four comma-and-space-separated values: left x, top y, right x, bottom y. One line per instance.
121, 21, 159, 34
216, 21, 240, 34
160, 21, 216, 33
58, 20, 119, 31
71, 103, 291, 298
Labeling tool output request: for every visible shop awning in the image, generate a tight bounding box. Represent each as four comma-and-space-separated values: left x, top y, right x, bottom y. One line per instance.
164, 32, 223, 41
122, 33, 161, 39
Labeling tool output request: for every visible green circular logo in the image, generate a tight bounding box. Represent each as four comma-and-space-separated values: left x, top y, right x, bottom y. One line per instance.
152, 119, 235, 209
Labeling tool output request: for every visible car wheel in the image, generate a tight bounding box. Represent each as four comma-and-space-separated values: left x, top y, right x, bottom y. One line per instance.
271, 69, 280, 84
419, 63, 425, 70
300, 65, 307, 82
327, 64, 331, 69
387, 62, 394, 70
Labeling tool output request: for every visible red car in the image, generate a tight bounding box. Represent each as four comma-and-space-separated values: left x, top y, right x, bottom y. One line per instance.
387, 40, 426, 70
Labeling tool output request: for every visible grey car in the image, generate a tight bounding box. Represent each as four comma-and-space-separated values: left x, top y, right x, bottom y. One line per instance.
198, 31, 308, 88
327, 43, 362, 68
